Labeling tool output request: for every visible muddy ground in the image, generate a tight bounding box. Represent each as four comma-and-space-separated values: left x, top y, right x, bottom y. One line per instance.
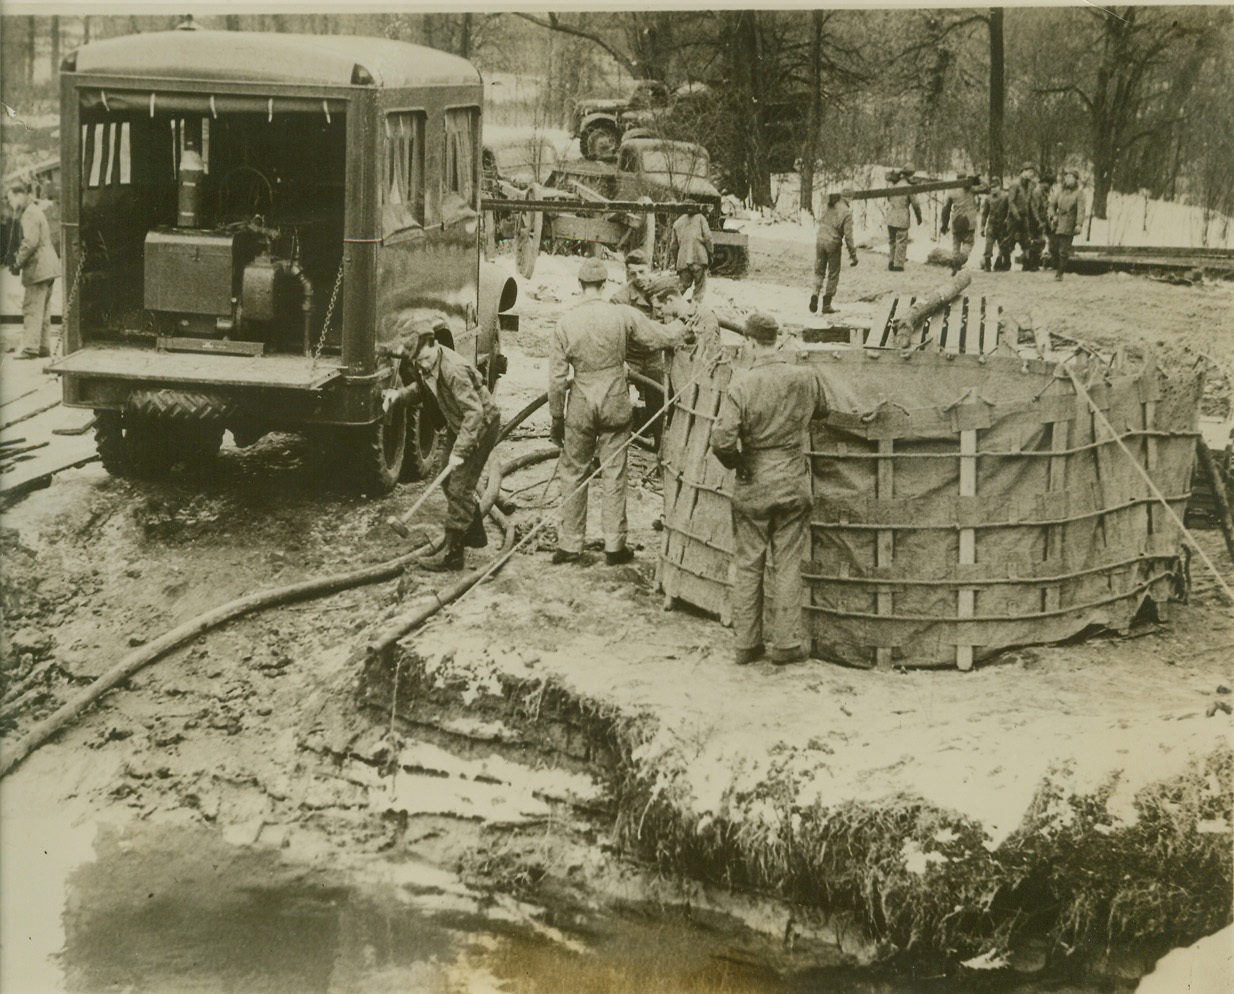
1, 230, 1232, 993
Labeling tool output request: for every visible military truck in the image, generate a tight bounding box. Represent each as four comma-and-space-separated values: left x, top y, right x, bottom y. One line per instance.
49, 28, 517, 493
541, 137, 748, 275
568, 79, 670, 161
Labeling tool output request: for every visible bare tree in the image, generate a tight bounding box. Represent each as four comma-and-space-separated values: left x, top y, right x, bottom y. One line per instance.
989, 8, 1004, 180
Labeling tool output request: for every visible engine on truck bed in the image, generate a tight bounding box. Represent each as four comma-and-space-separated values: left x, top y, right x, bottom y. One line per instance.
80, 102, 345, 357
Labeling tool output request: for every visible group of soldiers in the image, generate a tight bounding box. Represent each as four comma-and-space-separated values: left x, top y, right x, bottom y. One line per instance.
383, 249, 804, 668
381, 252, 709, 574
813, 162, 1090, 311
968, 162, 1088, 279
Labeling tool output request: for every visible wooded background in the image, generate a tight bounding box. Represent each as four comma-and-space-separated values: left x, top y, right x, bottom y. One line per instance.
3, 8, 1231, 228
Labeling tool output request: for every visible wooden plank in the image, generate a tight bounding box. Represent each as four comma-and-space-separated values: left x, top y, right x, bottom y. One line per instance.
875, 438, 895, 669
956, 428, 977, 671
982, 299, 1002, 354
1143, 398, 1158, 537
1042, 418, 1069, 614
865, 298, 897, 348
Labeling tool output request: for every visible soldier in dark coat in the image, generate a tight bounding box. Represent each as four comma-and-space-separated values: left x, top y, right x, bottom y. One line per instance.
6, 182, 61, 359
1049, 169, 1087, 281
710, 313, 830, 666
980, 176, 1010, 271
381, 315, 502, 572
1003, 163, 1044, 271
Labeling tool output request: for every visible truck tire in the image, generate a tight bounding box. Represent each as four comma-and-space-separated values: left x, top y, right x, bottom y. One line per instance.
125, 414, 177, 479
582, 123, 620, 161
94, 410, 128, 475
127, 389, 236, 424
337, 402, 407, 495
401, 405, 445, 483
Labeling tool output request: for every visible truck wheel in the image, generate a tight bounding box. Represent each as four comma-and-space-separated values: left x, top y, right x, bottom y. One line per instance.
94, 410, 128, 476
400, 405, 444, 483
125, 414, 177, 479
344, 402, 407, 494
181, 424, 225, 475
582, 124, 620, 161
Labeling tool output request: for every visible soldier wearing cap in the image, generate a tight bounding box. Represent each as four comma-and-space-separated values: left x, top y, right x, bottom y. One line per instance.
710, 312, 830, 666
810, 187, 858, 315
884, 166, 922, 272
1049, 169, 1087, 281
381, 314, 502, 571
610, 249, 652, 312
1038, 172, 1059, 267
549, 258, 688, 566
1004, 162, 1045, 271
980, 176, 1009, 271
668, 207, 713, 303
940, 175, 981, 275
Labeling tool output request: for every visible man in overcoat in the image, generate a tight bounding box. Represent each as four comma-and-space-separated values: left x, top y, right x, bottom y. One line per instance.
6, 182, 60, 359
1050, 169, 1087, 281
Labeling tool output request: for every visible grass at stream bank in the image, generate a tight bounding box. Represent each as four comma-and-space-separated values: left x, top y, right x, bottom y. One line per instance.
360, 641, 1233, 980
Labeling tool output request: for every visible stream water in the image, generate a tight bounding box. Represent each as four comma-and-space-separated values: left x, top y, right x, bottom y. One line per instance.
2, 811, 1138, 994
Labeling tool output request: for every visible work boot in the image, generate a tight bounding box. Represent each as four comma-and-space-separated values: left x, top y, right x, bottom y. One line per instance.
415, 529, 465, 572
463, 509, 488, 548
980, 258, 991, 272
770, 645, 808, 666
821, 295, 837, 314
1054, 271, 1064, 281
808, 292, 819, 313
605, 547, 634, 566
552, 548, 581, 565
734, 643, 765, 666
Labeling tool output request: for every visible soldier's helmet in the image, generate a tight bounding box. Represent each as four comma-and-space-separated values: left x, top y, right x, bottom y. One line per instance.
577, 258, 609, 284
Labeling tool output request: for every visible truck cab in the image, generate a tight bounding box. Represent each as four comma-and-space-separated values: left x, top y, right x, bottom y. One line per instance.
50, 28, 517, 493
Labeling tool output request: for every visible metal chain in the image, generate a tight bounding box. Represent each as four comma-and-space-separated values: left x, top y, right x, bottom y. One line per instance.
311, 258, 345, 363
54, 255, 86, 358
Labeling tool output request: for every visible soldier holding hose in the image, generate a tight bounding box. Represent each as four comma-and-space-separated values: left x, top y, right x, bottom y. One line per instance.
382, 314, 501, 572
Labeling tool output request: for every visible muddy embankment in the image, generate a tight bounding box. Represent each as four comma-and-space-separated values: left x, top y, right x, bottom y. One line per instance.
351, 600, 1233, 982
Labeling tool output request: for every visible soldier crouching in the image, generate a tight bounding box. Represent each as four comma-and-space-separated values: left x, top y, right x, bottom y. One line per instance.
382, 314, 501, 571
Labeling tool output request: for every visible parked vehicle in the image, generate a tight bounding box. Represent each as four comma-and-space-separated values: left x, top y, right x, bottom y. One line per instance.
49, 27, 517, 493
539, 137, 748, 275
568, 79, 670, 161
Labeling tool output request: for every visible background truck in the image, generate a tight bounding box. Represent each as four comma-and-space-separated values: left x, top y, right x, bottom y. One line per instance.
484, 136, 749, 278
49, 27, 518, 493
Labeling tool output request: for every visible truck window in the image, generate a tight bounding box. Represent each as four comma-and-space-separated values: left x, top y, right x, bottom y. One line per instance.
443, 107, 478, 213
384, 111, 426, 234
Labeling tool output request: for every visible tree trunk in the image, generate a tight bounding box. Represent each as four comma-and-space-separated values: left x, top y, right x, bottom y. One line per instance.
26, 16, 36, 88
731, 11, 772, 207
459, 12, 473, 59
988, 8, 1005, 181
800, 10, 823, 214
51, 16, 60, 76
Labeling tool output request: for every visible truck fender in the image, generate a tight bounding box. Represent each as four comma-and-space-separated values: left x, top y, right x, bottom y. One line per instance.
578, 111, 620, 135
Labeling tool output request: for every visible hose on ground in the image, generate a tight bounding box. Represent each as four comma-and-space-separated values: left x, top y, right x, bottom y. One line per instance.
0, 402, 555, 779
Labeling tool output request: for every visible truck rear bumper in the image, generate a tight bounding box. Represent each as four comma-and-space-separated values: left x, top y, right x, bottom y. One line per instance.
48, 346, 384, 425
47, 346, 345, 390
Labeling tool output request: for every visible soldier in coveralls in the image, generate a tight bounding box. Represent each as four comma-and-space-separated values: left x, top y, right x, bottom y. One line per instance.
711, 313, 830, 666
549, 258, 688, 566
382, 314, 501, 572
